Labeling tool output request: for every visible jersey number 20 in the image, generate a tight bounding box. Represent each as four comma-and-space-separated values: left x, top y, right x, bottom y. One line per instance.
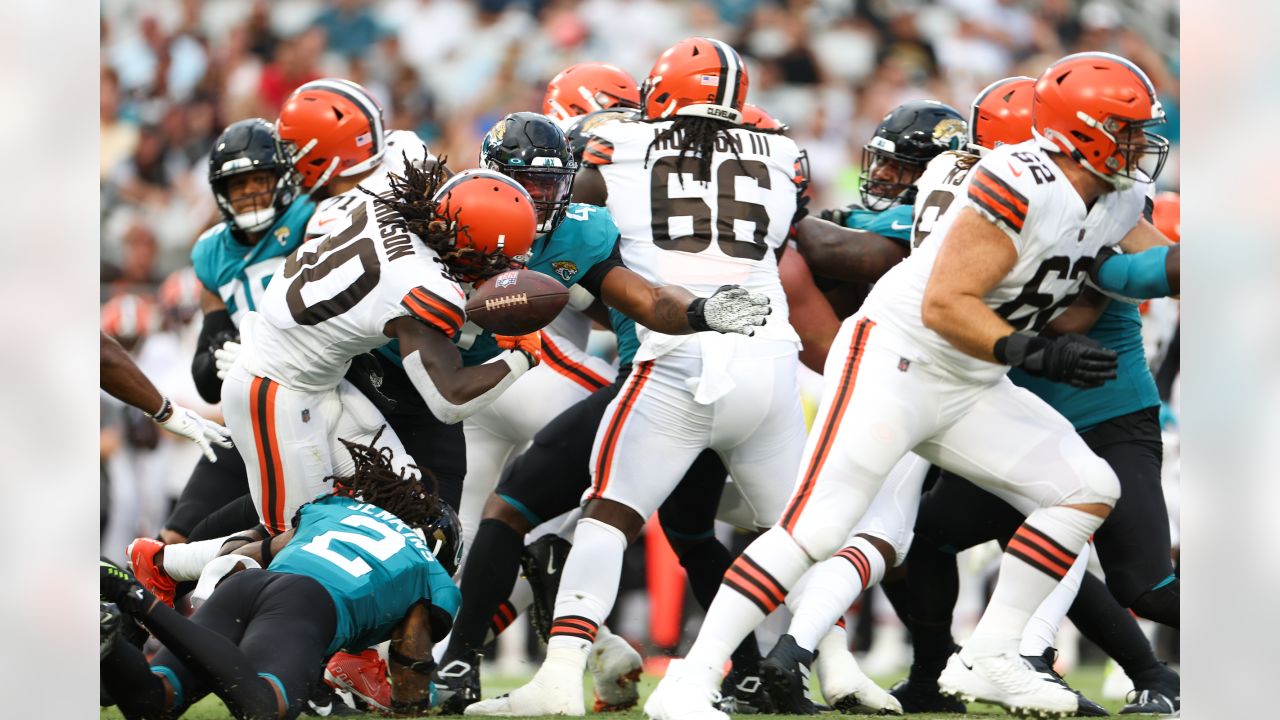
650, 156, 773, 260
283, 204, 381, 325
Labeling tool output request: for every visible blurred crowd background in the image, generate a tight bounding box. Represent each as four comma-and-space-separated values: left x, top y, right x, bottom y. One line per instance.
98, 0, 1180, 691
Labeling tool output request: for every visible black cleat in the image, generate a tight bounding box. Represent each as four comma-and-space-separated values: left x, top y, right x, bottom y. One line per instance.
759, 634, 824, 715
1121, 663, 1179, 715
521, 536, 573, 643
303, 682, 362, 716
435, 650, 482, 715
100, 602, 121, 660
716, 661, 773, 714
890, 677, 967, 714
1024, 647, 1109, 716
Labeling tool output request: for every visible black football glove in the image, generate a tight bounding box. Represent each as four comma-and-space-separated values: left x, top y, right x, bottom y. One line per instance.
100, 559, 149, 614
994, 333, 1118, 389
818, 205, 853, 227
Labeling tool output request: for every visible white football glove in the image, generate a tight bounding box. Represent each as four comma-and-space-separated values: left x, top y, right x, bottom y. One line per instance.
688, 285, 772, 336
214, 340, 241, 380
155, 401, 234, 462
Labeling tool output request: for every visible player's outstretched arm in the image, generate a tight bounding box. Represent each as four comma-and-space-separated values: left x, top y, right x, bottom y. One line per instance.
598, 266, 771, 336
779, 248, 840, 372
793, 216, 907, 284
390, 317, 537, 425
387, 601, 435, 716
103, 331, 233, 461
1092, 220, 1179, 297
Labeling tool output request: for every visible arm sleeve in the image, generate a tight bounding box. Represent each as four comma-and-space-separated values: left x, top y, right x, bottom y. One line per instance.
400, 286, 465, 340
403, 350, 531, 425
1091, 245, 1172, 299
191, 309, 237, 404
575, 237, 626, 298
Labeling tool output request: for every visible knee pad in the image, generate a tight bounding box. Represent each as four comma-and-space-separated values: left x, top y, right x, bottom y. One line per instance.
1064, 452, 1121, 507
788, 521, 849, 563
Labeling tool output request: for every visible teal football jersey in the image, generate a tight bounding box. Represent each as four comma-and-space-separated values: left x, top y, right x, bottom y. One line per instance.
270, 495, 461, 655
458, 203, 622, 365
1010, 301, 1159, 432
844, 204, 914, 246
191, 198, 316, 326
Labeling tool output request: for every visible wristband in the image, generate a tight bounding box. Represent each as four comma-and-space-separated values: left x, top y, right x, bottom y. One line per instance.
150, 396, 174, 423
686, 297, 711, 332
388, 646, 436, 675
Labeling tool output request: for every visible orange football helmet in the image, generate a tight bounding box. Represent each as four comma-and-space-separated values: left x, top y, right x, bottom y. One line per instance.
159, 267, 203, 324
741, 103, 785, 132
969, 76, 1034, 152
276, 78, 387, 191
1152, 191, 1179, 243
642, 37, 748, 123
1032, 52, 1169, 188
432, 169, 538, 279
102, 293, 157, 344
543, 63, 641, 125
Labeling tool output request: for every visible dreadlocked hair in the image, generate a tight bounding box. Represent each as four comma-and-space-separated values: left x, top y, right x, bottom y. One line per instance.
644, 116, 747, 182
327, 427, 444, 531
363, 151, 518, 282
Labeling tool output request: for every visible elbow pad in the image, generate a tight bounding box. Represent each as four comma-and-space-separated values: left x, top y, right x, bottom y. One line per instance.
1090, 245, 1171, 302
404, 350, 531, 425
192, 309, 237, 404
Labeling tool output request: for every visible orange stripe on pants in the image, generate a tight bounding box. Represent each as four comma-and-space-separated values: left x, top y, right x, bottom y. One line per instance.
591, 361, 653, 499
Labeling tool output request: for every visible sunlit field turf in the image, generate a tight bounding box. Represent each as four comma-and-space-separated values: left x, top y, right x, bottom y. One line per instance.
102, 663, 1162, 719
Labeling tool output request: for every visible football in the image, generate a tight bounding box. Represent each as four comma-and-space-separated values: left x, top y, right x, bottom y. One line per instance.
465, 268, 569, 336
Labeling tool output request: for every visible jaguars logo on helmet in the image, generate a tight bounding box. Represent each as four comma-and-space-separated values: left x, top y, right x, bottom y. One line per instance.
480, 112, 578, 234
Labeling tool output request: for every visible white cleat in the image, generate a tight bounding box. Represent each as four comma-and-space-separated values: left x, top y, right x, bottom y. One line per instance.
644, 660, 728, 720
814, 640, 903, 715
464, 669, 585, 717
589, 630, 644, 711
938, 649, 1077, 718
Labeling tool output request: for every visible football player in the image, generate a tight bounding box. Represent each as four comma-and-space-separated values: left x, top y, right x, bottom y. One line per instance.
100, 438, 460, 720
649, 51, 1171, 719
436, 110, 775, 714
466, 37, 808, 717
895, 75, 1181, 714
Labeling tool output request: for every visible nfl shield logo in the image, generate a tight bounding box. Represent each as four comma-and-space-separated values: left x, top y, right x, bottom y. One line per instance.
301, 409, 310, 423
495, 271, 519, 289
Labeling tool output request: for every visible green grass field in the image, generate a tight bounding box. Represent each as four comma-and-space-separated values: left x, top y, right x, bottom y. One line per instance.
101, 663, 1159, 719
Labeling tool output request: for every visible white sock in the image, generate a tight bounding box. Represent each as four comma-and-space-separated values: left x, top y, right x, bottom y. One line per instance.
1019, 543, 1091, 657
162, 537, 231, 581
543, 518, 627, 670
787, 536, 885, 652
968, 506, 1101, 657
685, 527, 812, 670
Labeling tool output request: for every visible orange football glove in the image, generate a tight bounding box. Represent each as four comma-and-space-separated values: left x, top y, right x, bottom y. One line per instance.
495, 332, 542, 367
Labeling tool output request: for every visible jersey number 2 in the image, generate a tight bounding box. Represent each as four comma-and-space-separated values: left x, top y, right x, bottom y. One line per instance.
283, 204, 381, 325
301, 514, 406, 577
650, 156, 772, 260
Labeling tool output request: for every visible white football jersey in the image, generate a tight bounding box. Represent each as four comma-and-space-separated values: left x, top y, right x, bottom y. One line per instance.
861, 139, 1146, 384
306, 130, 433, 239
241, 188, 466, 392
585, 120, 804, 351
911, 150, 980, 253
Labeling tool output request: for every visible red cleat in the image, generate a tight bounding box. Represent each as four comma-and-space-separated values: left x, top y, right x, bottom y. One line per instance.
127, 538, 176, 607
325, 649, 390, 712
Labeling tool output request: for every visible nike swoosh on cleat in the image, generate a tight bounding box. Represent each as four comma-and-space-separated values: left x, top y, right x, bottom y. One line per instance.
545, 553, 558, 575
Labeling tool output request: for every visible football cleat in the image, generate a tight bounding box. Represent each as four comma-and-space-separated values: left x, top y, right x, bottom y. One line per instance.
645, 660, 729, 720
127, 538, 177, 607
435, 650, 483, 715
814, 630, 901, 714
1024, 648, 1109, 716
324, 649, 390, 712
303, 682, 362, 717
589, 631, 643, 711
716, 661, 772, 714
463, 666, 585, 716
100, 558, 148, 614
890, 677, 967, 713
759, 634, 821, 714
521, 535, 573, 642
1120, 663, 1179, 715
100, 602, 121, 660
939, 649, 1078, 718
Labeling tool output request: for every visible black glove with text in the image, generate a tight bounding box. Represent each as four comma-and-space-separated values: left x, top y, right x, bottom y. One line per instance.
994, 333, 1118, 389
